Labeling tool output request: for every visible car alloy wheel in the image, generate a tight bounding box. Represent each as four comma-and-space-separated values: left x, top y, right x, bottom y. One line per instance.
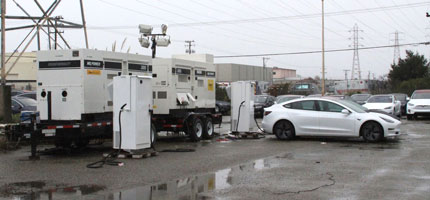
362, 121, 383, 142
274, 120, 295, 140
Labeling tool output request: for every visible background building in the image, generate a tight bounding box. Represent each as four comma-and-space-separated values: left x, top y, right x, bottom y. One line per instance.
215, 63, 272, 83
2, 52, 37, 91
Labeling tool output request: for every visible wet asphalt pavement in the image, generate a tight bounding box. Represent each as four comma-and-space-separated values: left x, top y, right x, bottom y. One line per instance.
0, 117, 429, 200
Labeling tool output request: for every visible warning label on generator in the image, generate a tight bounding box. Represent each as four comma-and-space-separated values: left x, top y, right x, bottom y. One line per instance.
208, 79, 214, 91
87, 69, 101, 75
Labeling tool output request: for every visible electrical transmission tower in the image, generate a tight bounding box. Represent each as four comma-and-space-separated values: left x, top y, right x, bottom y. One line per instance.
392, 31, 401, 65
185, 40, 195, 54
349, 24, 363, 80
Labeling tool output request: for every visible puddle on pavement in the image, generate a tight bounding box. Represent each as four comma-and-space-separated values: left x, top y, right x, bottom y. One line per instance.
0, 181, 105, 200
107, 158, 279, 200
0, 157, 278, 200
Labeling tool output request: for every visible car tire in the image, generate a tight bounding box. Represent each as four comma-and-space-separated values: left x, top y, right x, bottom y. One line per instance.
361, 121, 383, 142
189, 118, 203, 142
407, 114, 413, 120
202, 117, 214, 139
273, 120, 295, 140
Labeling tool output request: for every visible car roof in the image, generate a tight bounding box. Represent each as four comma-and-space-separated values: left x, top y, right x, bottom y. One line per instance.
414, 89, 430, 93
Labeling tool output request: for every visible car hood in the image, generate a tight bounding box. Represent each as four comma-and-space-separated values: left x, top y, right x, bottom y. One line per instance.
363, 103, 393, 110
408, 99, 430, 105
367, 110, 400, 120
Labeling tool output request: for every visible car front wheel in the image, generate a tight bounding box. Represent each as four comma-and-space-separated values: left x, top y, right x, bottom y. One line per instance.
273, 120, 295, 140
361, 121, 383, 142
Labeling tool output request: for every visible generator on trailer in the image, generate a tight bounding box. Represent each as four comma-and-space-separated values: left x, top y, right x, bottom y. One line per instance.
151, 55, 221, 141
9, 49, 221, 155
36, 49, 152, 147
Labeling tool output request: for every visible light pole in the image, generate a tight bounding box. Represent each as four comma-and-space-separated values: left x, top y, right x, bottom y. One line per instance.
138, 24, 170, 58
321, 0, 326, 96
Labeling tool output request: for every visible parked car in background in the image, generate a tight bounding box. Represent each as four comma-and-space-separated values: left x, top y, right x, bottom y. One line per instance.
275, 95, 304, 104
351, 94, 371, 105
262, 98, 401, 142
391, 93, 409, 115
407, 89, 430, 120
11, 89, 25, 96
254, 95, 276, 117
216, 100, 231, 115
15, 91, 36, 100
324, 95, 354, 101
363, 95, 401, 117
11, 97, 37, 114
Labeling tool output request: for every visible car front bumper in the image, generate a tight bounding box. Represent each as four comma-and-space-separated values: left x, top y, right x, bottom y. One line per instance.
383, 121, 402, 137
407, 106, 430, 115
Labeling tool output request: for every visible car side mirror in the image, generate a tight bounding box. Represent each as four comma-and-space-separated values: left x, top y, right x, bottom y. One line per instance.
341, 109, 350, 115
406, 97, 410, 101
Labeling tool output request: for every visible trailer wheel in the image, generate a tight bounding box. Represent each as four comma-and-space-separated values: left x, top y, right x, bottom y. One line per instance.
203, 117, 214, 139
189, 118, 203, 142
151, 123, 157, 147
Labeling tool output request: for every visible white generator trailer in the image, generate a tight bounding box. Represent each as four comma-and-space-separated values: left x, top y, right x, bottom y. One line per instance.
35, 49, 152, 147
12, 50, 220, 152
151, 57, 221, 141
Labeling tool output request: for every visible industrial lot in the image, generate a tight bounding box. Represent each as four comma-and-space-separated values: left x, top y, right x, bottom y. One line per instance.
1, 1, 430, 200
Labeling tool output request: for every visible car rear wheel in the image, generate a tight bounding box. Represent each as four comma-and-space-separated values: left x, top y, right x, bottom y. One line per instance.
407, 114, 413, 120
273, 120, 295, 140
361, 121, 383, 142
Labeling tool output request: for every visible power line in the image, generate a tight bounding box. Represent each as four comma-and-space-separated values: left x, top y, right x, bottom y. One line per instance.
88, 1, 430, 28
214, 41, 429, 58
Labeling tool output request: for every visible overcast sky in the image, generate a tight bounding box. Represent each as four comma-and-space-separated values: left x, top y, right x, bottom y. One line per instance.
4, 0, 430, 79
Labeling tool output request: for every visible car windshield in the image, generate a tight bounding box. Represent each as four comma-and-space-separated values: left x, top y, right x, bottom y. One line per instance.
412, 92, 430, 99
15, 98, 37, 106
255, 96, 268, 103
367, 96, 392, 103
392, 94, 406, 101
337, 99, 367, 113
351, 94, 370, 101
277, 96, 300, 104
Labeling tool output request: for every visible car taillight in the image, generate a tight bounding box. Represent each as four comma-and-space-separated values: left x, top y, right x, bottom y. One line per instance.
264, 111, 272, 116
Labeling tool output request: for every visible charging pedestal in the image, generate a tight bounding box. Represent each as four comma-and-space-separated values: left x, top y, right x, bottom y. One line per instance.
230, 81, 256, 133
113, 75, 153, 151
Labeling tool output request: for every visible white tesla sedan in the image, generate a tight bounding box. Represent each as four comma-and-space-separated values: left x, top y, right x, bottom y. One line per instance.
262, 98, 401, 142
407, 89, 430, 120
362, 95, 402, 117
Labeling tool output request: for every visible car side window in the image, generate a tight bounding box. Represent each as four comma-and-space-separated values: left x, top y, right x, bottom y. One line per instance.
318, 101, 345, 112
284, 100, 316, 111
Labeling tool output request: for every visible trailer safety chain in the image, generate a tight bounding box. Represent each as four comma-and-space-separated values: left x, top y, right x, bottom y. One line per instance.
86, 104, 127, 169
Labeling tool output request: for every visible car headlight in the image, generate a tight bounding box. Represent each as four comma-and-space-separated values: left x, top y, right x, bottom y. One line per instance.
380, 116, 394, 123
384, 106, 392, 109
408, 103, 414, 106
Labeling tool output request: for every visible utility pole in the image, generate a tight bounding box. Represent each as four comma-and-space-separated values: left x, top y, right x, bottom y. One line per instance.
0, 0, 11, 122
185, 40, 195, 54
79, 0, 89, 49
321, 0, 326, 95
262, 57, 270, 82
343, 69, 350, 80
1, 0, 5, 86
349, 24, 363, 80
343, 69, 350, 94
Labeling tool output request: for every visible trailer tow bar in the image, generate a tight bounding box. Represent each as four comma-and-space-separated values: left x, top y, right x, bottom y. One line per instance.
29, 113, 40, 160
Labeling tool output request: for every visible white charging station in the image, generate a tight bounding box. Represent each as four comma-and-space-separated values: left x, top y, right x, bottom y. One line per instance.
113, 75, 153, 151
230, 81, 256, 133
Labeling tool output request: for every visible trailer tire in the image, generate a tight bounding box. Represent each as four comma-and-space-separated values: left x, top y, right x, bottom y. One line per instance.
202, 117, 214, 139
151, 123, 157, 147
189, 118, 203, 142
